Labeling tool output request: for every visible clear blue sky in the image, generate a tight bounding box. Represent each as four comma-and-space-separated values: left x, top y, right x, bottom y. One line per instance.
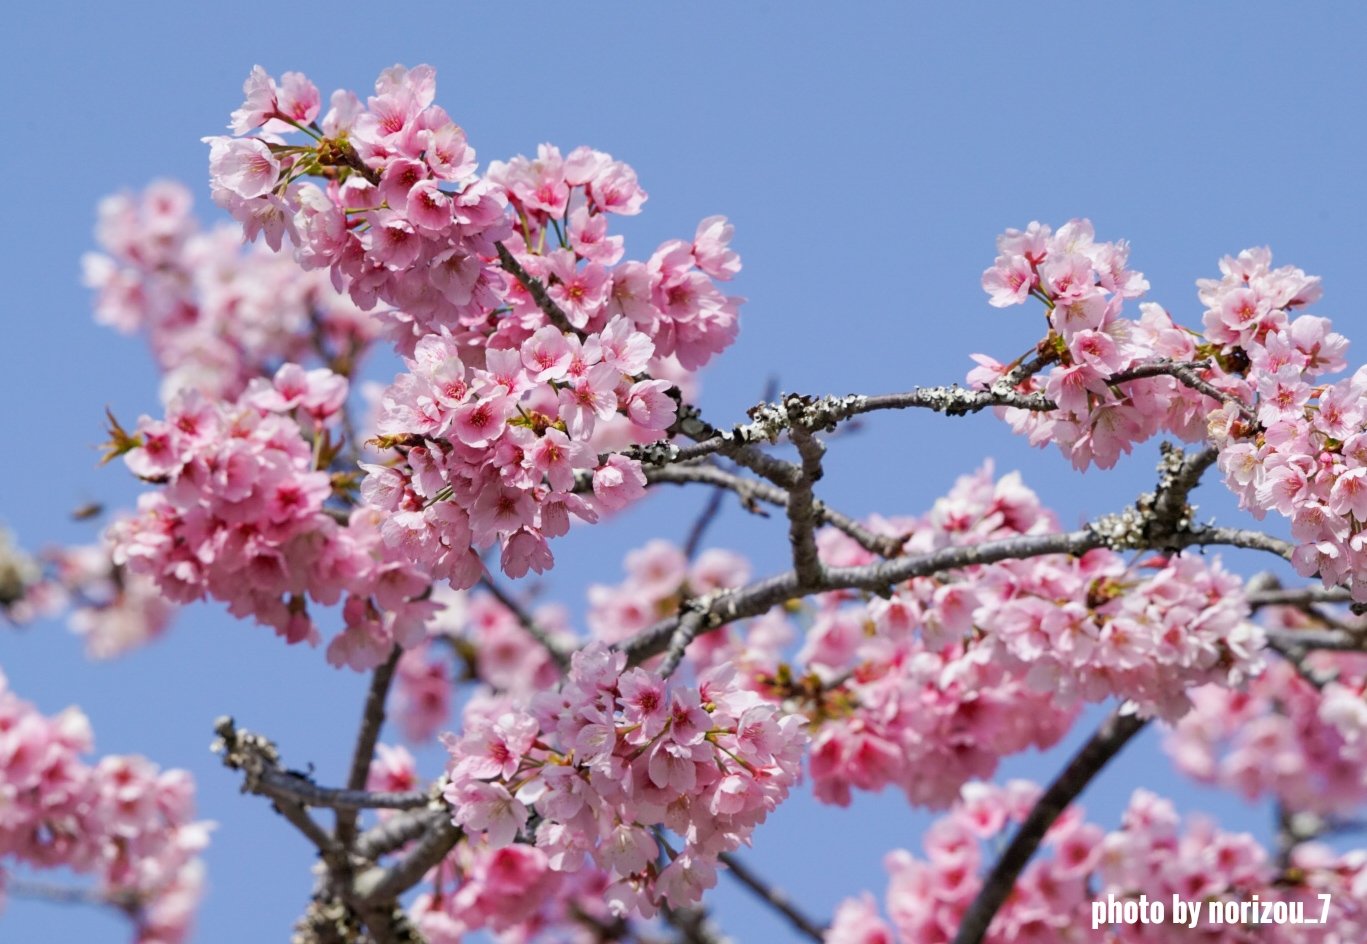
4, 2, 1367, 940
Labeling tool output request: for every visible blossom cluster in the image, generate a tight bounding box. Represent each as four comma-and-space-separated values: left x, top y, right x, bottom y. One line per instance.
367, 742, 625, 941
980, 225, 1367, 600
208, 64, 507, 350
361, 315, 676, 586
974, 219, 1240, 470
83, 181, 376, 401
1, 526, 176, 660
1167, 607, 1367, 817
106, 366, 440, 669
1194, 250, 1367, 599
40, 543, 176, 660
206, 64, 741, 366
443, 644, 805, 917
0, 669, 209, 944
826, 782, 1366, 944
789, 465, 1264, 808
489, 146, 741, 371
411, 843, 619, 943
200, 64, 743, 588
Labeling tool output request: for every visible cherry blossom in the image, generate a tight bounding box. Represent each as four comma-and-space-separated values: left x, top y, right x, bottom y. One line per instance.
0, 670, 209, 944
826, 782, 1365, 943
442, 644, 806, 916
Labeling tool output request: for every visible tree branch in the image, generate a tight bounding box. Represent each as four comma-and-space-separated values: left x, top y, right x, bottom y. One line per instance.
337, 646, 403, 849
660, 904, 731, 944
718, 851, 826, 943
784, 397, 829, 587
273, 796, 347, 862
951, 707, 1149, 944
495, 242, 578, 335
647, 462, 904, 557
682, 484, 727, 561
1249, 585, 1353, 608
1106, 360, 1256, 422
5, 878, 139, 916
1142, 443, 1218, 548
479, 576, 572, 669
1266, 626, 1367, 654
631, 359, 1248, 470
658, 599, 711, 679
619, 518, 1293, 665
356, 807, 448, 860
264, 772, 430, 812
353, 818, 463, 903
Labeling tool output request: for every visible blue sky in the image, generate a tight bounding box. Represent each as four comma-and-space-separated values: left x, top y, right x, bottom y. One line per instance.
4, 2, 1367, 940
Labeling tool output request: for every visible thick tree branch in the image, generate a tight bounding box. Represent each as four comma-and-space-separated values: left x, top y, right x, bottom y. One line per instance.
337, 646, 403, 849
353, 818, 463, 903
619, 519, 1293, 665
1142, 443, 1218, 548
1249, 585, 1354, 608
631, 358, 1247, 471
356, 807, 448, 860
951, 708, 1149, 944
784, 398, 828, 586
1266, 626, 1367, 653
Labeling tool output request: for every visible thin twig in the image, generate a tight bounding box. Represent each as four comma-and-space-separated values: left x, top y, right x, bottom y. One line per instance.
479, 576, 572, 669
496, 246, 804, 499
719, 851, 826, 942
5, 878, 139, 915
682, 485, 727, 561
648, 462, 904, 557
660, 904, 731, 944
951, 707, 1149, 944
495, 242, 578, 335
659, 601, 710, 679
273, 797, 347, 863
1107, 360, 1256, 422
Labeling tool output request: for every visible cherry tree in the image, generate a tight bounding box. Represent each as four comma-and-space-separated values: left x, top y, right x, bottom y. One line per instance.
2, 63, 1366, 943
